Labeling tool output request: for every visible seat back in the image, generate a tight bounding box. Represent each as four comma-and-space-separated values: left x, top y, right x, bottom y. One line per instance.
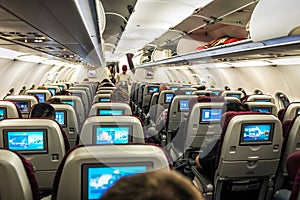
89, 102, 132, 117
52, 144, 170, 200
51, 83, 68, 91
0, 119, 67, 192
0, 100, 22, 119
69, 86, 92, 106
166, 95, 197, 133
4, 95, 39, 118
68, 89, 90, 114
244, 94, 275, 103
156, 90, 175, 118
92, 93, 111, 103
51, 103, 79, 148
137, 84, 146, 111
184, 101, 224, 158
278, 102, 300, 123
192, 90, 213, 97
79, 116, 145, 145
79, 83, 95, 93
0, 149, 40, 200
214, 112, 283, 199
245, 101, 278, 116
52, 95, 85, 125
221, 90, 244, 100
179, 87, 196, 95
25, 89, 52, 103
96, 89, 114, 94
286, 151, 300, 200
142, 84, 160, 114
74, 83, 95, 98
45, 86, 60, 96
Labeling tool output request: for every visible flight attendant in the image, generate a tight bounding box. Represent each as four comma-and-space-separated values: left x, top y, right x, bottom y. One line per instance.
115, 65, 131, 92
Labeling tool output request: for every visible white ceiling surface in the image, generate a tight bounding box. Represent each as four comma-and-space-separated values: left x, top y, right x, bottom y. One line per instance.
106, 0, 213, 60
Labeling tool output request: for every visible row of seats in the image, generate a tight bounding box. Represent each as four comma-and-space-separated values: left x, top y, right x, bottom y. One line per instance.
129, 83, 300, 199
0, 80, 298, 199
0, 144, 171, 200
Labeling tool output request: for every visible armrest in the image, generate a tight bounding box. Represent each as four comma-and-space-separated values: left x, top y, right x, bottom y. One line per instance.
192, 166, 214, 195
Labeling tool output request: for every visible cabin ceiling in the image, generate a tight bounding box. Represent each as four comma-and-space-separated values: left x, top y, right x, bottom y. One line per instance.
0, 0, 298, 68
0, 0, 103, 66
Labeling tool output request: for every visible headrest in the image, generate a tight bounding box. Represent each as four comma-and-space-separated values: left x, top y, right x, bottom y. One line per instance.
188, 96, 225, 110
286, 151, 300, 180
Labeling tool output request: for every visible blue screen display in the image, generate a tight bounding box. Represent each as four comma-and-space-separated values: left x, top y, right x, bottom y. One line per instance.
254, 99, 271, 102
6, 130, 46, 152
35, 93, 45, 103
251, 107, 271, 113
58, 85, 64, 90
14, 101, 30, 113
55, 111, 65, 125
241, 124, 272, 144
297, 109, 300, 115
0, 108, 5, 120
48, 88, 56, 96
98, 109, 123, 116
147, 86, 159, 94
227, 93, 241, 99
99, 98, 110, 102
86, 165, 147, 200
212, 91, 220, 95
171, 87, 179, 91
165, 93, 174, 103
179, 100, 189, 111
185, 91, 193, 95
62, 101, 74, 106
95, 127, 129, 144
201, 108, 222, 123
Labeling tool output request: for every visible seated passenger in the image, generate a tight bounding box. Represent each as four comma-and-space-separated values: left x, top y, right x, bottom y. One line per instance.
194, 102, 250, 180
99, 170, 204, 200
29, 103, 55, 119
56, 90, 71, 95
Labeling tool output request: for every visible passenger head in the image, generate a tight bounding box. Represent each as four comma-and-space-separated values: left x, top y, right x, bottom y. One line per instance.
29, 103, 55, 119
159, 84, 169, 91
37, 86, 48, 90
99, 170, 204, 200
122, 65, 128, 73
100, 78, 110, 83
56, 90, 71, 95
196, 85, 206, 90
237, 87, 247, 96
222, 102, 250, 113
46, 97, 62, 104
111, 87, 129, 103
224, 85, 231, 91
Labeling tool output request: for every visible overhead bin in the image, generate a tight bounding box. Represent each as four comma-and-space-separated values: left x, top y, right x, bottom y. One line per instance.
250, 0, 300, 42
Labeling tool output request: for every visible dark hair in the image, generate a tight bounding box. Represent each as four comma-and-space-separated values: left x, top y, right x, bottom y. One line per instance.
29, 103, 55, 119
56, 90, 71, 95
222, 102, 250, 113
99, 171, 203, 200
46, 97, 62, 103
